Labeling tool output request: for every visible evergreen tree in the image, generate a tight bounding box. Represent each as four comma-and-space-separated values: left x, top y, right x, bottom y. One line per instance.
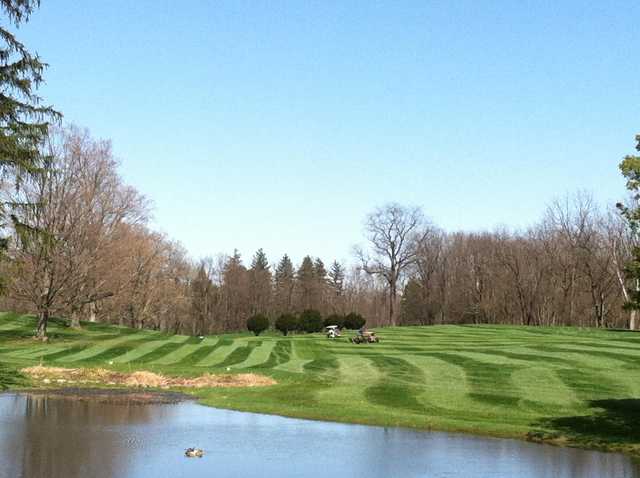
328, 260, 345, 296
274, 254, 295, 313
296, 255, 315, 310
226, 249, 243, 268
190, 261, 214, 336
327, 260, 345, 314
0, 1, 59, 337
399, 278, 426, 325
0, 1, 59, 179
313, 258, 327, 281
251, 248, 269, 271
249, 248, 271, 316
313, 258, 328, 312
222, 249, 249, 330
275, 313, 297, 336
299, 309, 323, 333
617, 133, 640, 330
246, 314, 269, 336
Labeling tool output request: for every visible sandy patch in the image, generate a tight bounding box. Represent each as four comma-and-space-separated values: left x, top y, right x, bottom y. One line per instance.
21, 365, 276, 389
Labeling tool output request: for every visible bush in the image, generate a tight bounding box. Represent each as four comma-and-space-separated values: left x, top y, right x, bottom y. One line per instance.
246, 314, 270, 336
299, 309, 323, 333
343, 312, 366, 330
275, 314, 298, 336
323, 314, 344, 329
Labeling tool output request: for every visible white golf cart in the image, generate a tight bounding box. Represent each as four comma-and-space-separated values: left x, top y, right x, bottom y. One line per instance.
325, 325, 341, 339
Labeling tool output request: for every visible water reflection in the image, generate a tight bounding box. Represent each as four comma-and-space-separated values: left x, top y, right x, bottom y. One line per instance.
0, 393, 638, 478
0, 394, 170, 478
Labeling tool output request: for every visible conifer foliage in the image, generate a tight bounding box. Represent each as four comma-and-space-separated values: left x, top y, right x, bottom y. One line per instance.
0, 1, 58, 323
0, 0, 58, 178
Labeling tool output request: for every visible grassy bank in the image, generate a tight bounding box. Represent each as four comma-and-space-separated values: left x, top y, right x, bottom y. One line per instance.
0, 312, 639, 457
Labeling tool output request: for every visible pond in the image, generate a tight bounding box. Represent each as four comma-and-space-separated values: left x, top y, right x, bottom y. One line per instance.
0, 393, 638, 478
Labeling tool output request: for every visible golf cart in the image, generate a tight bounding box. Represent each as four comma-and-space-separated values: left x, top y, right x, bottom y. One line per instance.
350, 328, 379, 344
325, 325, 341, 339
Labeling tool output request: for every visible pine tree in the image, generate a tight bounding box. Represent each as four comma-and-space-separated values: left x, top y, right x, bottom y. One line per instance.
249, 248, 271, 316
0, 1, 59, 179
0, 1, 60, 337
399, 278, 426, 325
296, 255, 315, 310
274, 254, 295, 313
275, 254, 294, 285
313, 258, 328, 312
251, 248, 269, 271
191, 262, 213, 335
313, 258, 327, 280
222, 250, 249, 330
328, 261, 345, 296
327, 260, 346, 314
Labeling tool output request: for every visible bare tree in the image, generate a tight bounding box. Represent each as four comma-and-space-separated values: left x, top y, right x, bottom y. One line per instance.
355, 203, 430, 326
6, 126, 148, 337
606, 207, 638, 330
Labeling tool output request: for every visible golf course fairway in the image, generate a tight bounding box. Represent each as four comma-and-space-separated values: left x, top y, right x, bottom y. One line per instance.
0, 312, 638, 458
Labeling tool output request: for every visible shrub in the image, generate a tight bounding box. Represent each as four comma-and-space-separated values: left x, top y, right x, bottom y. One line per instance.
275, 314, 298, 336
299, 309, 323, 333
323, 314, 344, 329
343, 312, 366, 330
246, 314, 270, 336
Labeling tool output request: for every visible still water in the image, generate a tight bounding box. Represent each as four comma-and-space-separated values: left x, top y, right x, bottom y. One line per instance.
0, 393, 638, 478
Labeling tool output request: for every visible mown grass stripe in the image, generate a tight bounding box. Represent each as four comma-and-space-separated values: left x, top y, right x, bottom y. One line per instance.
112, 336, 190, 364
215, 341, 262, 368
153, 337, 214, 365
132, 340, 192, 364
5, 344, 73, 360
524, 344, 640, 368
364, 356, 426, 413
176, 339, 228, 367
63, 334, 155, 363
0, 321, 22, 331
255, 340, 292, 369
72, 339, 155, 364
196, 338, 242, 367
235, 340, 276, 369
273, 339, 308, 373
424, 352, 521, 407
553, 367, 627, 400
42, 345, 92, 362
511, 366, 579, 407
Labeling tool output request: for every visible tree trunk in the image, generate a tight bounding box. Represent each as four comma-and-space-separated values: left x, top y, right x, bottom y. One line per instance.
631, 310, 638, 331
389, 281, 397, 327
69, 309, 81, 328
36, 309, 49, 339
88, 302, 97, 322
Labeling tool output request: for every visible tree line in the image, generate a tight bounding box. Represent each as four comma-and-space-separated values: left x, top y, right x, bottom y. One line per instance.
0, 126, 390, 336
0, 2, 639, 337
3, 127, 639, 336
399, 196, 635, 329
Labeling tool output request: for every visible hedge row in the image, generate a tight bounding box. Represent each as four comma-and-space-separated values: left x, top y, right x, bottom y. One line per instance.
246, 311, 366, 336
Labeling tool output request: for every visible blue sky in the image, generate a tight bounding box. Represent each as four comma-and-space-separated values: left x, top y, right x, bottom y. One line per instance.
17, 1, 640, 265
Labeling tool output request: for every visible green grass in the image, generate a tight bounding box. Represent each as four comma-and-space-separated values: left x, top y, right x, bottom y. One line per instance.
0, 312, 639, 457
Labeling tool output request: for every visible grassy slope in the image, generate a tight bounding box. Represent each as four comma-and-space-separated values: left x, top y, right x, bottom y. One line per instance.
0, 312, 639, 457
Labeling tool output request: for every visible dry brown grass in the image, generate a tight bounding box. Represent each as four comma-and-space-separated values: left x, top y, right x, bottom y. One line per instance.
124, 371, 167, 388
21, 365, 276, 389
177, 373, 276, 388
